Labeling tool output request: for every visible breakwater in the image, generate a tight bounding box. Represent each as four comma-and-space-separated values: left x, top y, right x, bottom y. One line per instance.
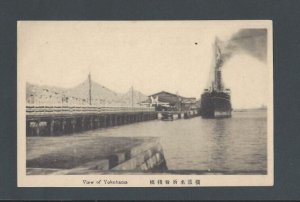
27, 136, 167, 174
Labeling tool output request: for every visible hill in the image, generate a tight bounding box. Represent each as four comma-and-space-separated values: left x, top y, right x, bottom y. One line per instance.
118, 88, 148, 106
26, 79, 148, 106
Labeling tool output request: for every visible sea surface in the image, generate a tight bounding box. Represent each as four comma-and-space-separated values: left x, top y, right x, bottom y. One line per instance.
86, 110, 268, 174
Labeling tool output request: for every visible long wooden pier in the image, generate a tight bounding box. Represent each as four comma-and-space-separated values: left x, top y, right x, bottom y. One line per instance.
26, 105, 157, 136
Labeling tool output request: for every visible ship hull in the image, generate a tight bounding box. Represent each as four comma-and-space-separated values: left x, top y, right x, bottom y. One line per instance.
200, 91, 232, 118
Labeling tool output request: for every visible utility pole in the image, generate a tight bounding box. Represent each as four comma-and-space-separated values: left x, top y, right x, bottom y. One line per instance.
138, 92, 140, 106
88, 72, 92, 105
131, 86, 134, 108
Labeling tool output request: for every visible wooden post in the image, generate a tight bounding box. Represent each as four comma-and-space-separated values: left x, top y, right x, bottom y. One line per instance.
110, 115, 113, 126
90, 117, 93, 129
104, 116, 107, 128
71, 118, 76, 133
96, 117, 100, 128
62, 119, 66, 135
115, 115, 118, 126
36, 121, 40, 136
26, 121, 31, 136
124, 115, 127, 124
50, 119, 54, 136
118, 116, 121, 125
81, 117, 85, 131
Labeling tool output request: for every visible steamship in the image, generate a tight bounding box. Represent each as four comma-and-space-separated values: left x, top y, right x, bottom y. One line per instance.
200, 38, 232, 118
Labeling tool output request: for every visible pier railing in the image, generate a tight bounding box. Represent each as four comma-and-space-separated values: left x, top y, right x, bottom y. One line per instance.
26, 105, 155, 115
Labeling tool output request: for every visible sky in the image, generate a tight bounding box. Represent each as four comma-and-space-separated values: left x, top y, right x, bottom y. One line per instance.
18, 21, 271, 108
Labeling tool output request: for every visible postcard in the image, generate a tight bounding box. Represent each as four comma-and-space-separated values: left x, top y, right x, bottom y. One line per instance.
17, 20, 273, 187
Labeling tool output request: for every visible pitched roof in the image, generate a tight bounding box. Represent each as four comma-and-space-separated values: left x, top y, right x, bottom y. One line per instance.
149, 91, 196, 100
149, 91, 178, 97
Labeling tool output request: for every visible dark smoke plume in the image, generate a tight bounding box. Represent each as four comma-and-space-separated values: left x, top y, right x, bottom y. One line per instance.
218, 29, 267, 66
205, 29, 267, 89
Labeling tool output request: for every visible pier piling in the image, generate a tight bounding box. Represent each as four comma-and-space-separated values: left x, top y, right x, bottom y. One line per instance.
26, 106, 157, 136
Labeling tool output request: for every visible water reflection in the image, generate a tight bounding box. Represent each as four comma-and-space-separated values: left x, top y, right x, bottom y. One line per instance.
209, 119, 229, 171
87, 110, 267, 174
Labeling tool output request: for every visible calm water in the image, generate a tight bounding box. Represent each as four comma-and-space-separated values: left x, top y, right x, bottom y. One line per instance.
87, 110, 267, 174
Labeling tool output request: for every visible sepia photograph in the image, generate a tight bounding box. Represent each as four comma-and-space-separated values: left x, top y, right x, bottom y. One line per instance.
17, 20, 273, 187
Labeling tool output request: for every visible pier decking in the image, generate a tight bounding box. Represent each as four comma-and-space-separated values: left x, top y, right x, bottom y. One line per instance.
26, 105, 157, 136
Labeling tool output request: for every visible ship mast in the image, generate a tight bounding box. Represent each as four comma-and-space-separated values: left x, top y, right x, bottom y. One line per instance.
214, 38, 224, 92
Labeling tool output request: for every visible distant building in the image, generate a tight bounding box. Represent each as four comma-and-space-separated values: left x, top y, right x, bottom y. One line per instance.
141, 91, 198, 111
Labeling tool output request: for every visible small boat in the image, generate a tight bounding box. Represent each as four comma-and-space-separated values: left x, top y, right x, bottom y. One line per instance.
161, 112, 173, 121
184, 112, 191, 119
